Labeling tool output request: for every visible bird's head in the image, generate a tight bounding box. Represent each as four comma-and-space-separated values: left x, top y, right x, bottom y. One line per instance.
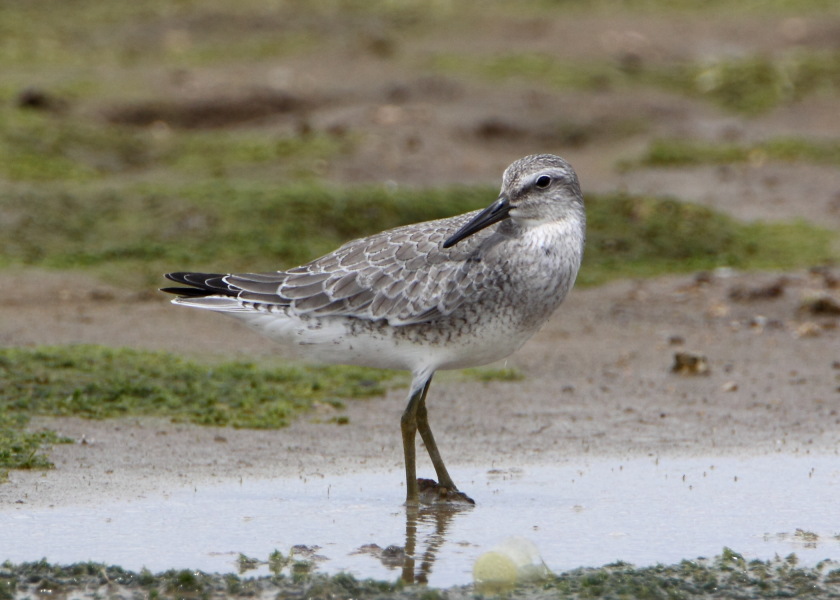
443, 154, 584, 248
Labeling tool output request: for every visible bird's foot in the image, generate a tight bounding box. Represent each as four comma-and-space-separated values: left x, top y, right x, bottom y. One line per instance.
417, 478, 475, 506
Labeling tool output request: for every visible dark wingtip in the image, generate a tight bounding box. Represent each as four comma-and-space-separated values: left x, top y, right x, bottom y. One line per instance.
160, 272, 233, 298
164, 272, 214, 284
160, 286, 212, 297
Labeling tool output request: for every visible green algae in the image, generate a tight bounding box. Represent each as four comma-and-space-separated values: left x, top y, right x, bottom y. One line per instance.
628, 137, 840, 168
0, 345, 395, 478
1, 184, 834, 290
2, 550, 840, 600
432, 50, 840, 115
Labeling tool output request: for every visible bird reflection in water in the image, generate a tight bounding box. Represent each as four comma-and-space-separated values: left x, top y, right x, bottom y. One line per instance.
355, 480, 473, 584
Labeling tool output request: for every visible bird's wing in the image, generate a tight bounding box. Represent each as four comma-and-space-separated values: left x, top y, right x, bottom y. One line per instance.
221, 210, 498, 325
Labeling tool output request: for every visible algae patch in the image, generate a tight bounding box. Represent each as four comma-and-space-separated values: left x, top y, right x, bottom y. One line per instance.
0, 413, 72, 481
581, 193, 836, 285
2, 549, 840, 600
431, 50, 840, 115
630, 137, 840, 168
1, 184, 834, 290
0, 345, 395, 478
547, 548, 840, 599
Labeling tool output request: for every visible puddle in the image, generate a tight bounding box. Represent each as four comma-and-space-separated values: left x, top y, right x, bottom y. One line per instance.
2, 454, 839, 587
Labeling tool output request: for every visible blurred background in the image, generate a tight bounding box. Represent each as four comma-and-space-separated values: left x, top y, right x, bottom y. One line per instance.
2, 4, 840, 581
2, 0, 839, 290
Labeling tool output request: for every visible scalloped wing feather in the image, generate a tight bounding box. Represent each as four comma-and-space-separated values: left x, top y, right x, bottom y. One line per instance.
223, 209, 492, 325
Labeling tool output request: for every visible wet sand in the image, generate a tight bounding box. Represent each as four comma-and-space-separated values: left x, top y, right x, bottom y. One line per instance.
2, 268, 838, 510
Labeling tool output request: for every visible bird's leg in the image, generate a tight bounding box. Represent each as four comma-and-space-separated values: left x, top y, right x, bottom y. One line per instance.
416, 379, 475, 505
415, 384, 458, 491
401, 377, 430, 505
402, 374, 474, 505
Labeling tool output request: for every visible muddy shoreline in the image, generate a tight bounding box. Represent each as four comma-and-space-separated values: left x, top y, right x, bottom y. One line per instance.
2, 268, 838, 510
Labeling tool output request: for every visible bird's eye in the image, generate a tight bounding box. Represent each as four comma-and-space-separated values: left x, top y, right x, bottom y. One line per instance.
535, 175, 551, 189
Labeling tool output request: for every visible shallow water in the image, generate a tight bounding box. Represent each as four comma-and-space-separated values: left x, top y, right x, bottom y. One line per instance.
2, 454, 839, 587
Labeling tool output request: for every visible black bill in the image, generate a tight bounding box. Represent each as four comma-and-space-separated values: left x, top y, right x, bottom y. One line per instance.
442, 195, 511, 248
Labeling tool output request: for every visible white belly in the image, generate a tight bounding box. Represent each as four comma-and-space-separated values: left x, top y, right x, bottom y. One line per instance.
233, 308, 533, 374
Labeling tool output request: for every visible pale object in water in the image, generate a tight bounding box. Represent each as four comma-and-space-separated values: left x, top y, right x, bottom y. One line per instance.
473, 536, 552, 592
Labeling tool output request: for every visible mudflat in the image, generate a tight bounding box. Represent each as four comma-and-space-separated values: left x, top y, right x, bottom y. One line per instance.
1, 1, 839, 517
